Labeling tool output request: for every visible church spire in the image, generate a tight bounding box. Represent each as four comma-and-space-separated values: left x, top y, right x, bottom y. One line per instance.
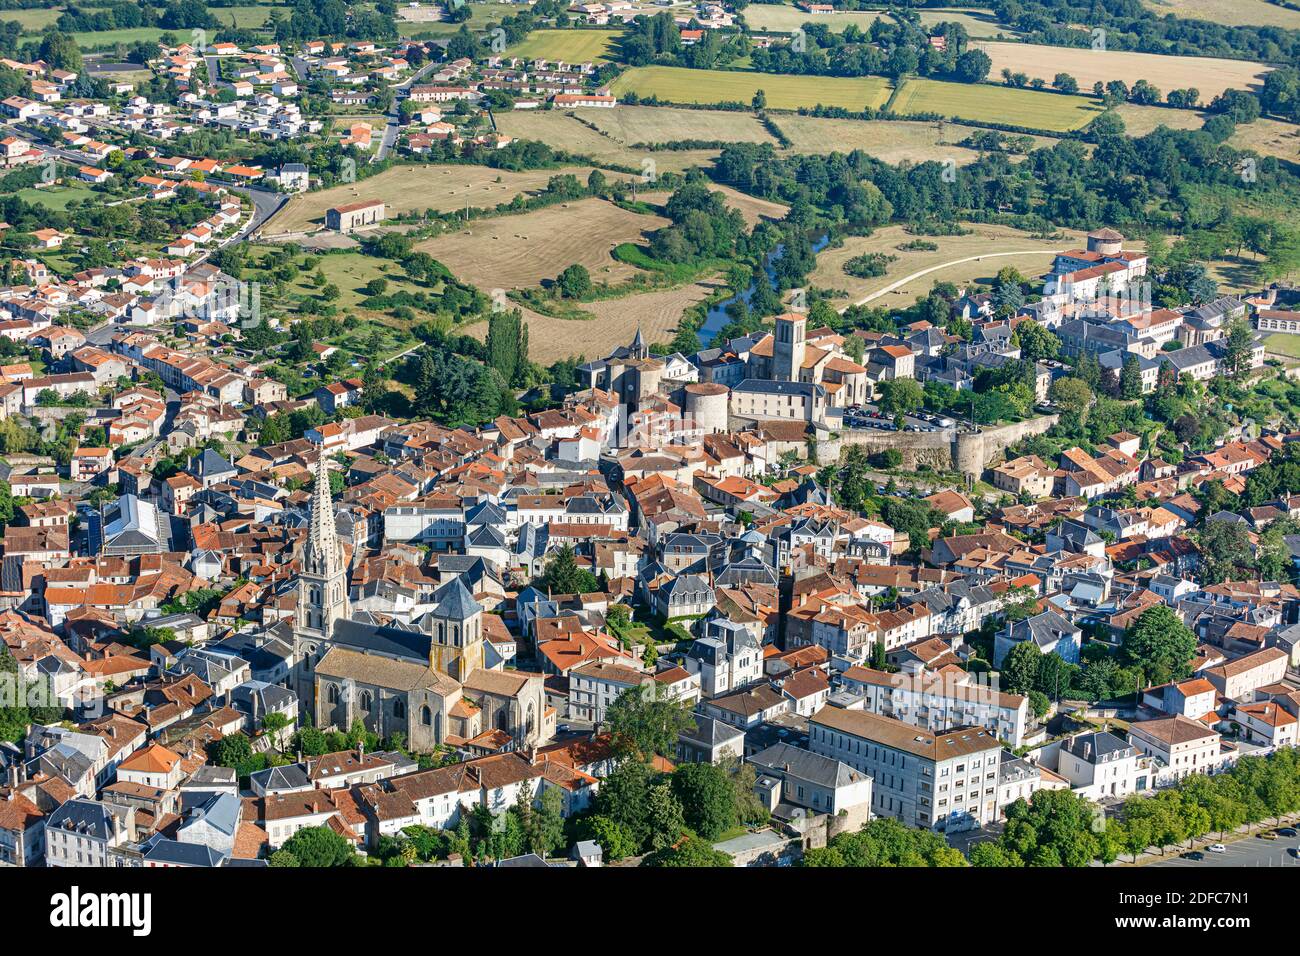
304, 450, 342, 578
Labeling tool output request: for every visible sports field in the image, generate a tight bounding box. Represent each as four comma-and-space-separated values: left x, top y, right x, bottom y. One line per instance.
505, 29, 619, 63
974, 41, 1272, 100
889, 78, 1104, 132
611, 66, 893, 112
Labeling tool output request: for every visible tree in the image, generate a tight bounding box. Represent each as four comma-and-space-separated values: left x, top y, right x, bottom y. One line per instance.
578, 815, 638, 861
1120, 355, 1143, 399
877, 378, 924, 418
804, 818, 966, 867
642, 834, 731, 867
1001, 641, 1042, 696
1121, 605, 1196, 686
541, 544, 598, 595
751, 88, 766, 111
485, 309, 529, 387
262, 711, 291, 751
556, 263, 592, 299
592, 758, 654, 850
644, 781, 686, 851
671, 762, 736, 841
1014, 319, 1060, 362
1048, 377, 1094, 431
607, 682, 696, 760
281, 825, 356, 867
954, 49, 991, 83
1195, 520, 1254, 585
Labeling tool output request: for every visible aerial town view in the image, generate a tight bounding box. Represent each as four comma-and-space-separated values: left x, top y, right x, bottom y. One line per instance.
0, 0, 1297, 928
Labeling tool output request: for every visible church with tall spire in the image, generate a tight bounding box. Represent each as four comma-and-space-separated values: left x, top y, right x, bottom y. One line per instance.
289, 447, 549, 752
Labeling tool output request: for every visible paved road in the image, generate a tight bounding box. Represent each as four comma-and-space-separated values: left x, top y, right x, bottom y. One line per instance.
288, 56, 309, 82
204, 55, 218, 86
1149, 835, 1300, 868
376, 60, 440, 161
841, 249, 1067, 312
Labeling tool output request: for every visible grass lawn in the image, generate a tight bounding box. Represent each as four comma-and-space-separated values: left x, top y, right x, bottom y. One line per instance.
741, 3, 886, 33
889, 78, 1104, 132
5, 7, 63, 33
611, 65, 893, 112
282, 250, 430, 313
1264, 333, 1300, 360
16, 183, 98, 211
72, 27, 171, 48
505, 29, 619, 63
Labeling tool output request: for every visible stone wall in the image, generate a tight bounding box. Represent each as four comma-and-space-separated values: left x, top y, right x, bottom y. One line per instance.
836, 414, 1059, 477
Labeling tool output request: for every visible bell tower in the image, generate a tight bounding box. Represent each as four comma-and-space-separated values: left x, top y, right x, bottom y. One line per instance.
293, 451, 350, 706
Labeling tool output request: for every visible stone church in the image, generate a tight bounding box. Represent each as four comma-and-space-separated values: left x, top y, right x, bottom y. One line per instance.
290, 453, 549, 752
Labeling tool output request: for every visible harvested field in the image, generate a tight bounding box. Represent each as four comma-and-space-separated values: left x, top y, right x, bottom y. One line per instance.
640, 184, 789, 228
889, 77, 1103, 132
1230, 117, 1300, 164
466, 281, 721, 364
412, 198, 669, 290
492, 109, 725, 172
1114, 103, 1207, 136
774, 115, 1057, 162
973, 41, 1272, 100
611, 66, 893, 112
263, 163, 622, 235
741, 4, 886, 33
1141, 0, 1300, 29
808, 223, 1087, 305
505, 29, 619, 63
578, 103, 776, 147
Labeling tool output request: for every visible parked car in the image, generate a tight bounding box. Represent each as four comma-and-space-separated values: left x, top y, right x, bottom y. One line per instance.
1257, 831, 1278, 840
1181, 850, 1205, 861
1208, 843, 1227, 853
1276, 827, 1297, 837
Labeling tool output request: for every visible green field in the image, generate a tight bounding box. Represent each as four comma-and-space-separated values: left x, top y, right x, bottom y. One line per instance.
1264, 333, 1300, 360
611, 66, 893, 112
889, 78, 1105, 132
505, 29, 619, 63
16, 183, 98, 211
72, 27, 172, 48
2, 7, 63, 32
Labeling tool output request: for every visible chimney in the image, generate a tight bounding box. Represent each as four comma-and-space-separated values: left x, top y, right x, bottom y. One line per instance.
357, 740, 365, 762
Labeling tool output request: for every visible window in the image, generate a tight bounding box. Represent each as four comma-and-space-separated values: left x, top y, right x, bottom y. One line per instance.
394, 699, 406, 719
327, 684, 339, 705
421, 705, 432, 726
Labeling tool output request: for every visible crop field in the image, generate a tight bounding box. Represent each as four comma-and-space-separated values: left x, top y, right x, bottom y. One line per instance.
3, 7, 63, 32
973, 41, 1272, 100
492, 110, 722, 172
1114, 103, 1206, 136
579, 103, 776, 146
468, 280, 721, 364
1230, 117, 1300, 163
775, 115, 1057, 163
917, 8, 1018, 38
808, 223, 1086, 305
1142, 0, 1300, 29
505, 29, 619, 63
611, 66, 893, 112
263, 163, 622, 235
411, 198, 669, 291
889, 78, 1104, 132
741, 4, 886, 33
640, 184, 790, 228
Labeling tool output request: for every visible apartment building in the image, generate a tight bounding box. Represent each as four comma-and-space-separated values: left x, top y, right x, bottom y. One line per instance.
809, 706, 1001, 832
839, 665, 1031, 748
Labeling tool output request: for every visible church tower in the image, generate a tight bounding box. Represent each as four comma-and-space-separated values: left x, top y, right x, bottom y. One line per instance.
292, 452, 350, 705
428, 577, 484, 682
773, 312, 806, 382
